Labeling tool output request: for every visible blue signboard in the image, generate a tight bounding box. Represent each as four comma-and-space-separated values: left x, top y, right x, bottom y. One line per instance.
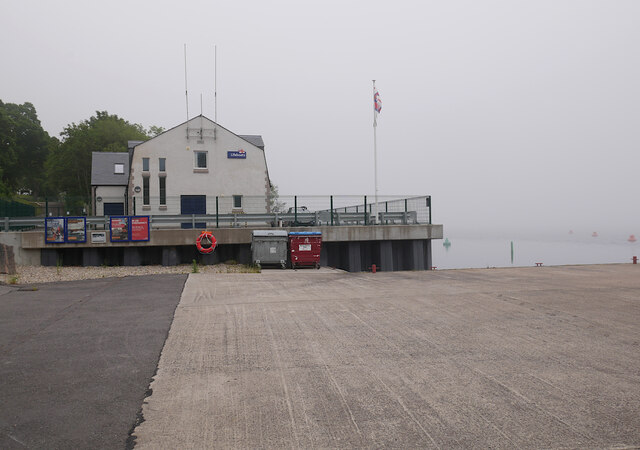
227, 149, 246, 159
45, 217, 87, 244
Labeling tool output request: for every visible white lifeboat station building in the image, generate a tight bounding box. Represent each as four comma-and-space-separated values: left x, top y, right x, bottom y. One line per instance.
91, 115, 270, 218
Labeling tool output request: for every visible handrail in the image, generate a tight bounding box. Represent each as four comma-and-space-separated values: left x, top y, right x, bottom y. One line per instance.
1, 195, 432, 231
1, 210, 429, 232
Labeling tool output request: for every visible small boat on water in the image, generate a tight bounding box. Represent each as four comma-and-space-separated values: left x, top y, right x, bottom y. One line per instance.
592, 232, 598, 238
629, 235, 637, 243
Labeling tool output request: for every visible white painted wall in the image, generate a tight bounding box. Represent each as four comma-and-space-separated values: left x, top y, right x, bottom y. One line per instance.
94, 186, 127, 216
128, 116, 270, 215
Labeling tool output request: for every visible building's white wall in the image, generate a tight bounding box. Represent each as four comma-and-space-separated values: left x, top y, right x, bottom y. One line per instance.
95, 186, 127, 216
128, 117, 269, 215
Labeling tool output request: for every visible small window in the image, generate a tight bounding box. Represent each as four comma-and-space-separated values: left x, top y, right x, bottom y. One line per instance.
114, 163, 124, 174
233, 195, 242, 209
143, 176, 150, 205
159, 158, 166, 172
159, 177, 166, 205
142, 158, 149, 172
194, 151, 207, 168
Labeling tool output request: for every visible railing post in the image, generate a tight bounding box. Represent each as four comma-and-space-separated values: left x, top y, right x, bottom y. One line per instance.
45, 197, 48, 217
330, 195, 334, 226
192, 214, 195, 229
4, 217, 9, 232
216, 196, 219, 228
364, 196, 367, 225
294, 196, 297, 225
427, 196, 432, 224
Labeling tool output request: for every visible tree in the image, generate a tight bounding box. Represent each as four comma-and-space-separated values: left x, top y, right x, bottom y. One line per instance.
0, 105, 17, 196
0, 100, 54, 197
268, 182, 286, 213
45, 111, 149, 203
148, 125, 165, 137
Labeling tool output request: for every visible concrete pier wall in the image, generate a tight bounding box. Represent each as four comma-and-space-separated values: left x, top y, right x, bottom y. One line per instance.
1, 224, 442, 272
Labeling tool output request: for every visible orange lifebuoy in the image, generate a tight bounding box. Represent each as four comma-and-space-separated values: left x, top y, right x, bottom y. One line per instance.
196, 231, 217, 254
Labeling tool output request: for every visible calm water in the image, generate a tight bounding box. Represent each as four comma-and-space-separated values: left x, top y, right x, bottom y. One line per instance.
432, 235, 639, 269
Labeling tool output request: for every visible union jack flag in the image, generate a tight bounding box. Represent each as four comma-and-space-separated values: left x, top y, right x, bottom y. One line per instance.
374, 90, 382, 113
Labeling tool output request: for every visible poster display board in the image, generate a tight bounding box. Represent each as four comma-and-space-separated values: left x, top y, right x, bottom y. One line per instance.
109, 216, 151, 242
66, 217, 87, 243
131, 216, 150, 241
45, 217, 66, 243
44, 216, 150, 244
109, 216, 129, 242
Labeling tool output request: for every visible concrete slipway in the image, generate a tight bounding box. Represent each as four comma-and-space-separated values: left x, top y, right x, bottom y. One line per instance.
131, 265, 640, 449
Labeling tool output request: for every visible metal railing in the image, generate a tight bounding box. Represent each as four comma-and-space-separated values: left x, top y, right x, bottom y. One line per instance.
1, 195, 432, 231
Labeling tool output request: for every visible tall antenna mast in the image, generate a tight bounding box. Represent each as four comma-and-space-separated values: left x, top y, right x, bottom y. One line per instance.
214, 45, 218, 123
184, 44, 189, 124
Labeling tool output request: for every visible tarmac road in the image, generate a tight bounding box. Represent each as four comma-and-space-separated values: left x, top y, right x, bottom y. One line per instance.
0, 274, 187, 450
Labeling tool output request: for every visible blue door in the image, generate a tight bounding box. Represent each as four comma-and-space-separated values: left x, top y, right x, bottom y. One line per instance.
104, 202, 124, 216
180, 195, 206, 229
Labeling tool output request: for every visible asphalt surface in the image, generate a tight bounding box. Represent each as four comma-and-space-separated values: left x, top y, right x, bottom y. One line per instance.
0, 274, 187, 450
133, 265, 640, 449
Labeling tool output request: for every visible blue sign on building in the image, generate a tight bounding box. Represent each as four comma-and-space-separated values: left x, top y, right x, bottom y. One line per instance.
227, 149, 246, 159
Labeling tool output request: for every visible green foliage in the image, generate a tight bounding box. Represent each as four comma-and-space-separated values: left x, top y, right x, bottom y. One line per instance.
192, 259, 199, 273
0, 100, 162, 206
148, 125, 165, 137
45, 111, 149, 203
0, 100, 54, 197
268, 182, 286, 213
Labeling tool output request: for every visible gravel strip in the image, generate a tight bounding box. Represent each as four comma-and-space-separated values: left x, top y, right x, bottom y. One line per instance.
2, 264, 255, 285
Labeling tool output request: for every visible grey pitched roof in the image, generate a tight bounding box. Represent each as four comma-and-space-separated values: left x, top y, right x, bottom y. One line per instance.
238, 135, 264, 150
91, 152, 130, 186
128, 140, 145, 150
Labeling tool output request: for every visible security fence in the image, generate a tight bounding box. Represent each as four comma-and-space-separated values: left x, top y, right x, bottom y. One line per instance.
1, 195, 432, 231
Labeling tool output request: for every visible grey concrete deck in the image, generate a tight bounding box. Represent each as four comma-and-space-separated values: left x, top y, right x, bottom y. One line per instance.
133, 265, 640, 449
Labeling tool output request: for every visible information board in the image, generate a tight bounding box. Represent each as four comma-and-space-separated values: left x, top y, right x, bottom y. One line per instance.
110, 216, 129, 242
66, 217, 87, 243
45, 217, 65, 243
131, 216, 150, 241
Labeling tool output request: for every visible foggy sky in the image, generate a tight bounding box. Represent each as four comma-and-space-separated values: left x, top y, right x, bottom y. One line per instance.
2, 1, 639, 236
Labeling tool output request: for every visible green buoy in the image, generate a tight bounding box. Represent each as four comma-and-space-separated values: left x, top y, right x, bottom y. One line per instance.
511, 241, 514, 264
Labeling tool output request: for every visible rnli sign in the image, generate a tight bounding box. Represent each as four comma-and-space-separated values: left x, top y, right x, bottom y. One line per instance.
227, 149, 246, 159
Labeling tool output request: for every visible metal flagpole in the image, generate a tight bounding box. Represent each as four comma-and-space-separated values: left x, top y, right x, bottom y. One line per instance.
214, 45, 217, 123
373, 80, 379, 225
184, 44, 189, 123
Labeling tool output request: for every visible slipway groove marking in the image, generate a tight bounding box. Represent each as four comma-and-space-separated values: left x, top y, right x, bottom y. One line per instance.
263, 306, 301, 448
130, 268, 640, 448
